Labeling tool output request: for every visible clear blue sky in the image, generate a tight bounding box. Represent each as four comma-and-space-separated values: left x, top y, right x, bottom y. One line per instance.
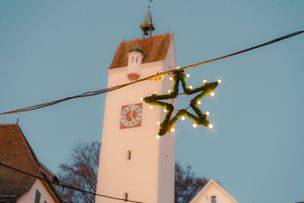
0, 1, 303, 202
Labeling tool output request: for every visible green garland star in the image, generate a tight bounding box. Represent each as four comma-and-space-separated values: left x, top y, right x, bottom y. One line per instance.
143, 70, 220, 136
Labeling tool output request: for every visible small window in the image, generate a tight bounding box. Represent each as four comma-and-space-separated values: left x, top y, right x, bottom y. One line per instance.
135, 57, 138, 63
124, 193, 128, 201
211, 195, 216, 203
132, 56, 134, 63
35, 190, 41, 203
127, 150, 132, 160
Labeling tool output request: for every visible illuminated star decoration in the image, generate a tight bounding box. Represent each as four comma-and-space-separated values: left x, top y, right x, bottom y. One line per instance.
143, 70, 220, 137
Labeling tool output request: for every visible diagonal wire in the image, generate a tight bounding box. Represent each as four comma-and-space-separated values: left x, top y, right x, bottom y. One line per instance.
0, 30, 303, 115
0, 162, 143, 203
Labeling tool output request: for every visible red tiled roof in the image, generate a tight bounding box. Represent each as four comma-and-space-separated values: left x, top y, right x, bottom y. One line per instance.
0, 124, 62, 202
109, 33, 173, 69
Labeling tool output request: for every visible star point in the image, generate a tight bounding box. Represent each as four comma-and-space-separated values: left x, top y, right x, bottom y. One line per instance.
143, 71, 220, 136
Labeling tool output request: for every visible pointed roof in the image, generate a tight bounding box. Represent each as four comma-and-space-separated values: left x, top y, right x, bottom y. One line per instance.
190, 179, 238, 203
0, 124, 62, 202
109, 33, 173, 69
140, 8, 155, 36
129, 43, 144, 54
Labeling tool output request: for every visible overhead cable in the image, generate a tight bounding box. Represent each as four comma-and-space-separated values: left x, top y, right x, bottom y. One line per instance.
0, 162, 143, 203
0, 30, 303, 115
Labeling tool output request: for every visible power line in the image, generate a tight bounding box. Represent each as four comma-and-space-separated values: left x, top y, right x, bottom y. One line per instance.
0, 162, 143, 203
0, 30, 303, 116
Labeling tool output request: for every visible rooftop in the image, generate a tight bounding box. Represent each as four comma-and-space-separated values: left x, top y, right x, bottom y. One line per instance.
109, 33, 173, 69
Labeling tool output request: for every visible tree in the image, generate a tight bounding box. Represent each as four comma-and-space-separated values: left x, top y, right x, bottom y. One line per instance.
57, 141, 207, 203
175, 162, 208, 203
58, 141, 100, 203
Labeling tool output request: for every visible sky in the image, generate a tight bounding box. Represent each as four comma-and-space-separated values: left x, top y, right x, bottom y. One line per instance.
0, 1, 303, 202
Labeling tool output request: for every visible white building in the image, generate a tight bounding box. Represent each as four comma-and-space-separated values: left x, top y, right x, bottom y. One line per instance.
0, 124, 62, 203
96, 9, 176, 203
191, 179, 238, 203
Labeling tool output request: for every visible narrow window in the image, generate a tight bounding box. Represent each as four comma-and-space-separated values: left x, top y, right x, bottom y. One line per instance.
35, 190, 41, 203
127, 150, 132, 160
124, 193, 128, 201
132, 56, 134, 63
135, 57, 138, 63
211, 195, 216, 203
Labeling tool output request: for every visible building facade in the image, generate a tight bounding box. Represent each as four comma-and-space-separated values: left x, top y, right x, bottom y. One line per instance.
95, 10, 176, 203
190, 179, 238, 203
0, 124, 62, 203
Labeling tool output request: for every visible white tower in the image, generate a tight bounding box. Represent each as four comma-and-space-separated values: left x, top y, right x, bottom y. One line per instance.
96, 10, 176, 203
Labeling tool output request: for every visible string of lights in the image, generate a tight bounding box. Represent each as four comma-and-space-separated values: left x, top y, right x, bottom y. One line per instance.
0, 30, 303, 116
0, 162, 143, 203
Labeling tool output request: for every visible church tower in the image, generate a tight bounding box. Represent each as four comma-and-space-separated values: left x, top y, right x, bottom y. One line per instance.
96, 9, 176, 203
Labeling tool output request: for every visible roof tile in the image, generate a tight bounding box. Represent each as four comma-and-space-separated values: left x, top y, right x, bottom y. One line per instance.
109, 33, 173, 69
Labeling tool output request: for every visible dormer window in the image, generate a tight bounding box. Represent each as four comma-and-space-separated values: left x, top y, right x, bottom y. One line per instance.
127, 44, 144, 81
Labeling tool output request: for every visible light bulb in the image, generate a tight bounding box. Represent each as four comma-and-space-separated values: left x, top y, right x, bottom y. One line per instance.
197, 101, 201, 105
189, 85, 193, 89
169, 76, 173, 81
140, 97, 143, 101
157, 121, 160, 126
181, 116, 186, 120
203, 80, 207, 84
186, 74, 190, 78
168, 89, 172, 93
206, 111, 210, 116
153, 91, 158, 94
149, 106, 154, 109
210, 92, 215, 97
217, 79, 222, 84
176, 66, 181, 69
208, 124, 214, 129
156, 135, 160, 139
170, 128, 175, 132
193, 123, 198, 128
163, 109, 168, 113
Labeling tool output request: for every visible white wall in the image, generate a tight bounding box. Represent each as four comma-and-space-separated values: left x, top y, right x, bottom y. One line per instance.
18, 179, 59, 203
96, 36, 176, 203
191, 181, 238, 203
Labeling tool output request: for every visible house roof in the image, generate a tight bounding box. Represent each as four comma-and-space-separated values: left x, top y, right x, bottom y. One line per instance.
109, 33, 173, 69
190, 179, 238, 203
0, 124, 62, 202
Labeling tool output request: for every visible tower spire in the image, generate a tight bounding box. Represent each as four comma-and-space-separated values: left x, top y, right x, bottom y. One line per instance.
140, 1, 155, 38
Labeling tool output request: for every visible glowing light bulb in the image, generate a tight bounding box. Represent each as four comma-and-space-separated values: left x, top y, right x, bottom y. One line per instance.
217, 79, 222, 84
181, 116, 186, 120
163, 109, 168, 113
186, 74, 190, 78
168, 89, 172, 93
157, 121, 160, 126
140, 97, 143, 101
210, 92, 215, 97
189, 85, 193, 89
176, 66, 181, 69
203, 80, 207, 84
208, 124, 214, 129
169, 76, 173, 81
170, 128, 175, 132
149, 105, 154, 109
197, 101, 201, 105
153, 91, 158, 94
193, 123, 198, 128
156, 135, 160, 139
206, 111, 210, 116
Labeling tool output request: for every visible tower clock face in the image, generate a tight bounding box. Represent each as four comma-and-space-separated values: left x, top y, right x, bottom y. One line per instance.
120, 103, 143, 129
